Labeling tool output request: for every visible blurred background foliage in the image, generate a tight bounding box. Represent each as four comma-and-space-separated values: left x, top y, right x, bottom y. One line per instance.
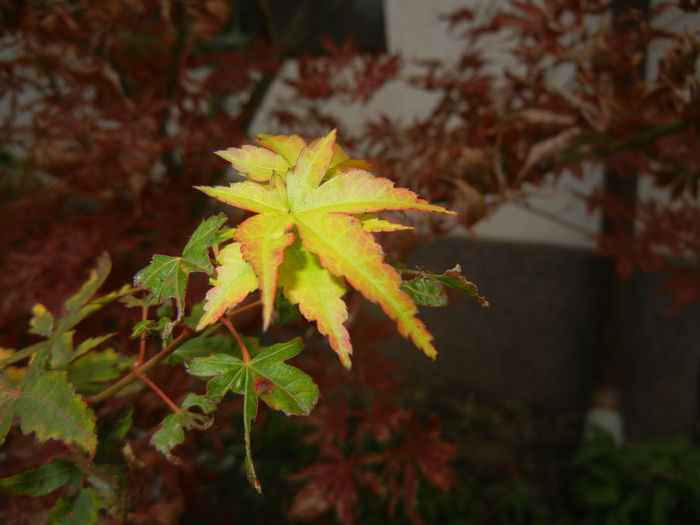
1, 0, 699, 523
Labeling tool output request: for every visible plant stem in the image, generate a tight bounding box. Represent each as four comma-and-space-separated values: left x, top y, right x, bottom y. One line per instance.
138, 373, 180, 413
88, 301, 262, 404
138, 305, 149, 364
221, 317, 250, 363
88, 329, 194, 405
514, 200, 597, 237
227, 299, 262, 318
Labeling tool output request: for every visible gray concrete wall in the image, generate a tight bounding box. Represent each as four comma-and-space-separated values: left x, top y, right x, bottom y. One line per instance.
383, 237, 700, 440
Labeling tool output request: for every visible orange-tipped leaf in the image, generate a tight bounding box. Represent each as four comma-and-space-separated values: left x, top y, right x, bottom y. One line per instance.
215, 145, 290, 182
197, 243, 258, 330
295, 212, 437, 359
278, 240, 353, 368
235, 213, 295, 330
297, 169, 456, 215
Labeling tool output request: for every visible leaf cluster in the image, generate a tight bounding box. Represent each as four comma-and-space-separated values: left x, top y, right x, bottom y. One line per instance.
0, 132, 483, 522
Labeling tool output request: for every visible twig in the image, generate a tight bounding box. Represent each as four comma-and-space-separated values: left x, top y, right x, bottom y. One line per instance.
514, 200, 597, 237
88, 300, 262, 404
227, 299, 262, 319
138, 305, 148, 364
221, 317, 250, 363
88, 329, 194, 405
138, 373, 180, 413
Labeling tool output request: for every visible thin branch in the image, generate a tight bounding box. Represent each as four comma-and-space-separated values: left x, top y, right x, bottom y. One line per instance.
88, 300, 262, 404
514, 200, 597, 237
258, 0, 278, 44
138, 373, 180, 413
227, 299, 262, 319
138, 305, 149, 364
88, 328, 195, 405
240, 0, 356, 131
221, 317, 250, 363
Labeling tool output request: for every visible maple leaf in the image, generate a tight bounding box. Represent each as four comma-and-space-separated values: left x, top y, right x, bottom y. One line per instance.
288, 444, 384, 525
187, 337, 318, 492
135, 215, 228, 320
196, 130, 455, 368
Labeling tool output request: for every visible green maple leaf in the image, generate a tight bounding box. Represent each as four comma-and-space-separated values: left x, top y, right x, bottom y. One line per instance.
401, 277, 448, 307
135, 214, 228, 319
0, 458, 82, 497
197, 131, 455, 368
150, 393, 216, 462
186, 337, 318, 492
49, 487, 106, 525
399, 264, 490, 308
0, 371, 97, 454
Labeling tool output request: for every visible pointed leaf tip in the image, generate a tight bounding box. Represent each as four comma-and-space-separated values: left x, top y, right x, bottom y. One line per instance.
196, 243, 258, 330
234, 214, 295, 331
256, 133, 306, 167
215, 145, 290, 182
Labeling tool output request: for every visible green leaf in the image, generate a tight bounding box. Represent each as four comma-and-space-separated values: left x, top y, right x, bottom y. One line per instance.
151, 393, 215, 461
66, 349, 134, 394
250, 337, 304, 366
0, 371, 97, 454
186, 339, 311, 408
429, 265, 490, 307
0, 459, 82, 496
151, 413, 184, 462
135, 255, 193, 318
51, 333, 116, 368
49, 487, 105, 525
186, 353, 246, 402
401, 277, 448, 306
72, 334, 116, 361
253, 363, 317, 416
131, 319, 156, 338
187, 338, 315, 493
96, 405, 133, 463
120, 293, 161, 308
241, 366, 260, 493
170, 333, 236, 364
251, 339, 317, 415
182, 214, 228, 272
135, 216, 228, 320
63, 252, 111, 315
274, 289, 301, 325
0, 341, 46, 368
48, 331, 75, 368
185, 339, 305, 401
29, 304, 54, 337
55, 285, 133, 335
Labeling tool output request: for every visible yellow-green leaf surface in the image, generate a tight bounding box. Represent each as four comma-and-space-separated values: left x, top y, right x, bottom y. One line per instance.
297, 168, 453, 215
198, 130, 454, 366
215, 145, 290, 182
359, 214, 414, 232
195, 181, 287, 214
197, 243, 258, 330
286, 129, 336, 207
278, 241, 352, 368
235, 213, 295, 330
295, 212, 437, 359
0, 371, 96, 454
256, 134, 306, 166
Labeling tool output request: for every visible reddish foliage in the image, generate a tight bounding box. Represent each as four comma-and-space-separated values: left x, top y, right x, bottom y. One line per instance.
276, 0, 700, 307
0, 4, 458, 524
0, 0, 265, 339
288, 317, 457, 524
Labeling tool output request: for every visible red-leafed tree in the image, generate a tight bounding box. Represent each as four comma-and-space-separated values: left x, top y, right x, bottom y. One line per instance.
0, 3, 463, 524
277, 0, 700, 311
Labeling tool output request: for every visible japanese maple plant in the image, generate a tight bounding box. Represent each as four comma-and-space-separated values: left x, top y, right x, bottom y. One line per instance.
0, 131, 484, 523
